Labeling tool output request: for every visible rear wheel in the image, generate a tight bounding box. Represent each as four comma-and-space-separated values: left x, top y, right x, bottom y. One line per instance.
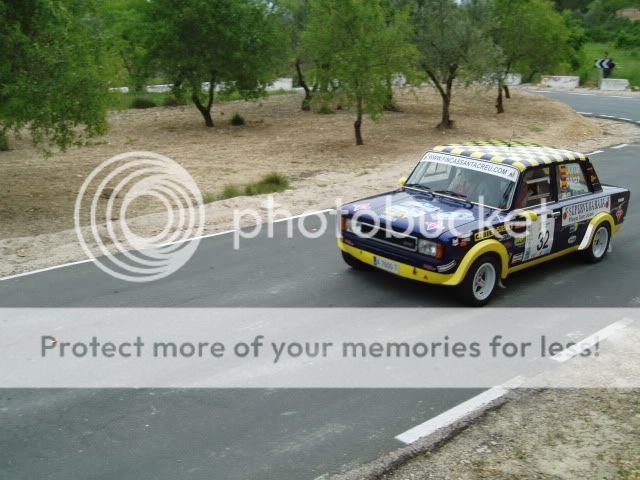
341, 250, 371, 270
456, 255, 500, 307
583, 223, 610, 264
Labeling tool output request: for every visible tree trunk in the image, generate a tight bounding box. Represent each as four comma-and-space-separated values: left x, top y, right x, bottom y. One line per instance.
383, 76, 399, 112
496, 83, 505, 114
503, 84, 511, 99
354, 95, 364, 146
192, 79, 215, 127
295, 58, 312, 111
426, 66, 456, 129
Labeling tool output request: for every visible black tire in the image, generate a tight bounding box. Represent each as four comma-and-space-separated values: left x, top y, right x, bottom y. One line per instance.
582, 222, 610, 264
455, 254, 500, 307
341, 250, 371, 270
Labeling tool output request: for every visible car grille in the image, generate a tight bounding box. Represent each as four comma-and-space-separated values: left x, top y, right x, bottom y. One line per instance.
356, 221, 418, 251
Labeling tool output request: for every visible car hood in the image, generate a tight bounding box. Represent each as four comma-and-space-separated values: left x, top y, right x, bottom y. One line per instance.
343, 189, 493, 238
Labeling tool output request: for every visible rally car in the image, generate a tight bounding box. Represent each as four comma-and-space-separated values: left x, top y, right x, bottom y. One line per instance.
338, 140, 630, 305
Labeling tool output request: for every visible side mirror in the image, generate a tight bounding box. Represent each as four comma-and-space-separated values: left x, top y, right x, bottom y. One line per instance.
399, 177, 407, 187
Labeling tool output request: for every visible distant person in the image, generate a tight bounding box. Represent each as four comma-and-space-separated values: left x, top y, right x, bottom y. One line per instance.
602, 52, 616, 78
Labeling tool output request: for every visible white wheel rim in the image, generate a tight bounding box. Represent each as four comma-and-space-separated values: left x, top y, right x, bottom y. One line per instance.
592, 227, 609, 258
472, 263, 496, 301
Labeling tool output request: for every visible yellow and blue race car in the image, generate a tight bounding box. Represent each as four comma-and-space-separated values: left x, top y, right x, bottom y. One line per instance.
338, 140, 630, 305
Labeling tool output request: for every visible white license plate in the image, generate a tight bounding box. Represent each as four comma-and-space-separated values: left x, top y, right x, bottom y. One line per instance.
373, 256, 400, 274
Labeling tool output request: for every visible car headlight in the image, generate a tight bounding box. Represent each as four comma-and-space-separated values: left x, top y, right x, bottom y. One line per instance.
418, 239, 444, 259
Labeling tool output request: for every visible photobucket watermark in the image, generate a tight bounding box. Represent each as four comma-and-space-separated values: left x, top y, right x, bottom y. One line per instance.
74, 151, 205, 282
232, 194, 553, 249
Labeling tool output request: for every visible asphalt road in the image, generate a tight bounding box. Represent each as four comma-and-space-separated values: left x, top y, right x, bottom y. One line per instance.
1, 94, 639, 480
531, 88, 640, 123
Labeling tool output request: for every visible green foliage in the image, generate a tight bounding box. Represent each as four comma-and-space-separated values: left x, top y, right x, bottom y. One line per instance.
492, 0, 576, 81
222, 185, 242, 199
0, 0, 108, 150
576, 42, 640, 87
230, 113, 246, 126
130, 97, 157, 109
303, 0, 417, 144
244, 173, 289, 195
202, 192, 218, 204
0, 131, 8, 151
135, 0, 286, 127
414, 0, 496, 127
162, 95, 187, 107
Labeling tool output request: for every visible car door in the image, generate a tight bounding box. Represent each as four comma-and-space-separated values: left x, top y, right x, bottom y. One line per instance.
511, 166, 560, 264
553, 161, 598, 251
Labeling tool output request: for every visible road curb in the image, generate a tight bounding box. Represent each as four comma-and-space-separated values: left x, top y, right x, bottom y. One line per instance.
579, 112, 640, 127
330, 389, 531, 480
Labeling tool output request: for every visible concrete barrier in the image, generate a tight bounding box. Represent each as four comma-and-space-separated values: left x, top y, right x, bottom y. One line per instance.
600, 78, 630, 91
540, 76, 580, 89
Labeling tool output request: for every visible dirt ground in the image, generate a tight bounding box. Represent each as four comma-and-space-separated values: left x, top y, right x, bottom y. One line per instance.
382, 388, 640, 480
0, 86, 603, 240
348, 322, 640, 480
1, 86, 639, 277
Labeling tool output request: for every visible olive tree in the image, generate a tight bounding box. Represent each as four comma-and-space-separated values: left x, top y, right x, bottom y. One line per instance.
136, 0, 285, 127
303, 0, 417, 145
0, 0, 108, 150
414, 0, 496, 129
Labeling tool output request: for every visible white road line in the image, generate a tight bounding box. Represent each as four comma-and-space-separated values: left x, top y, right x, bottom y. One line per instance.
612, 144, 629, 149
570, 93, 595, 96
620, 118, 633, 122
609, 96, 633, 99
578, 112, 593, 115
552, 318, 634, 363
0, 208, 336, 282
600, 115, 615, 118
587, 150, 604, 155
395, 377, 524, 445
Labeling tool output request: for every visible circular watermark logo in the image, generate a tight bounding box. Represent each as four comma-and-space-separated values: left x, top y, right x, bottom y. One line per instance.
74, 152, 205, 282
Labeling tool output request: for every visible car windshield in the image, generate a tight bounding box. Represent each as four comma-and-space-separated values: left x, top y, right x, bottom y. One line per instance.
406, 152, 520, 209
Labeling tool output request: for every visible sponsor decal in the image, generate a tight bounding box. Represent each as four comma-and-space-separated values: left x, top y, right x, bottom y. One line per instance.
616, 207, 624, 222
617, 197, 625, 204
568, 235, 577, 245
523, 217, 555, 261
353, 203, 371, 211
514, 235, 526, 246
511, 252, 524, 265
568, 223, 579, 234
432, 210, 475, 221
561, 196, 610, 226
426, 221, 444, 231
422, 152, 519, 181
474, 224, 507, 241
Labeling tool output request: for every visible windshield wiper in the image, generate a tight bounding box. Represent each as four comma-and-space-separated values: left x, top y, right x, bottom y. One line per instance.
433, 189, 467, 199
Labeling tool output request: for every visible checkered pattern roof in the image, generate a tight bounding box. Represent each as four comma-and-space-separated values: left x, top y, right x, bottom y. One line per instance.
431, 140, 587, 172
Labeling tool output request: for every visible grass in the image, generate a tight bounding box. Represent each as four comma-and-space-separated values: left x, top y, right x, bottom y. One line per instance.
230, 113, 246, 126
574, 42, 640, 88
244, 173, 289, 196
202, 174, 289, 203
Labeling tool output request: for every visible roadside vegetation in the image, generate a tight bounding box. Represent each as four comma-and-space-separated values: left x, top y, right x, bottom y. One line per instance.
0, 0, 638, 152
203, 173, 290, 204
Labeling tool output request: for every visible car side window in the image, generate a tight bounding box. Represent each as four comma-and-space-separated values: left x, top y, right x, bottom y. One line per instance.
557, 163, 590, 200
514, 167, 553, 209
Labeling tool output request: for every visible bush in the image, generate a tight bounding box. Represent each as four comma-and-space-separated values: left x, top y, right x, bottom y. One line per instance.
316, 104, 334, 114
130, 97, 157, 109
222, 184, 242, 199
230, 113, 246, 126
0, 132, 8, 151
202, 192, 218, 204
244, 173, 289, 196
162, 95, 186, 107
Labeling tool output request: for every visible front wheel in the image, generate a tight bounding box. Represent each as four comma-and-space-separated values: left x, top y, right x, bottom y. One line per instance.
582, 223, 610, 264
456, 255, 500, 307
